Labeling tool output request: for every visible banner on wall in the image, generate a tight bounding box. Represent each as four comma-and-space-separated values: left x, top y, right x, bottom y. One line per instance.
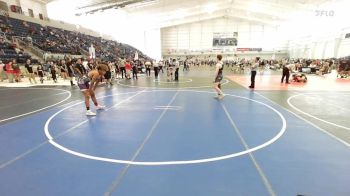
236, 48, 262, 52
213, 32, 238, 47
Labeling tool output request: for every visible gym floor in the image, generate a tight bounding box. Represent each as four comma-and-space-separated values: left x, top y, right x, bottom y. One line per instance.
0, 68, 349, 196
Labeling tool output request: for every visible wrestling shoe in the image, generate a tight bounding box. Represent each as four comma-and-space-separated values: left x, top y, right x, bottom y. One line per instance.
86, 110, 96, 116
96, 105, 106, 110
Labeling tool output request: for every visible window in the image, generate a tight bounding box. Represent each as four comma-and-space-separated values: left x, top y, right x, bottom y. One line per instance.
28, 9, 34, 17
39, 13, 43, 20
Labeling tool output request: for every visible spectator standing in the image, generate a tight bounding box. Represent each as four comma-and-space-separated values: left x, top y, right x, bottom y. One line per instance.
153, 60, 159, 79
119, 58, 126, 79
37, 64, 44, 84
12, 59, 21, 82
6, 60, 15, 83
59, 60, 68, 80
51, 62, 58, 83
0, 60, 5, 82
132, 60, 138, 80
145, 60, 151, 77
67, 58, 76, 86
167, 59, 174, 81
159, 60, 164, 73
43, 61, 51, 80
174, 59, 179, 81
249, 57, 259, 89
25, 59, 37, 84
104, 61, 113, 86
183, 59, 189, 71
125, 60, 132, 79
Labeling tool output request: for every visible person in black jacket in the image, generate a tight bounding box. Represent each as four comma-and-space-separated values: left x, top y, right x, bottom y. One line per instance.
66, 58, 75, 86
51, 62, 57, 83
37, 64, 44, 84
132, 60, 138, 80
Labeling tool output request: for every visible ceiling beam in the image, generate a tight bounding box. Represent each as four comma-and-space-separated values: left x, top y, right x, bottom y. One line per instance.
31, 0, 50, 4
126, 0, 287, 24
156, 13, 225, 29
227, 14, 278, 26
76, 0, 155, 15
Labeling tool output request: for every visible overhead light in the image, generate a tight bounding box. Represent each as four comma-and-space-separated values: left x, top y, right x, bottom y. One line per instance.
204, 3, 217, 14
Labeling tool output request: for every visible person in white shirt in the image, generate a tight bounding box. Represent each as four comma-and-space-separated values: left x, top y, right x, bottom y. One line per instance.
287, 63, 297, 72
145, 61, 151, 77
214, 54, 224, 99
153, 60, 159, 79
159, 60, 164, 73
281, 62, 298, 84
119, 58, 126, 79
249, 57, 259, 88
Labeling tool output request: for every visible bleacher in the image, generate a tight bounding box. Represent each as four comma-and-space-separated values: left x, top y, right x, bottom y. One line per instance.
0, 41, 32, 64
0, 14, 150, 62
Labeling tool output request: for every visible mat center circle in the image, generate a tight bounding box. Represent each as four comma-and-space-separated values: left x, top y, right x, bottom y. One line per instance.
44, 90, 286, 165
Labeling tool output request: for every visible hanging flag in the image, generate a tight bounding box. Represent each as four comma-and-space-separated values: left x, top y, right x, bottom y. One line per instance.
134, 51, 139, 60
89, 44, 96, 59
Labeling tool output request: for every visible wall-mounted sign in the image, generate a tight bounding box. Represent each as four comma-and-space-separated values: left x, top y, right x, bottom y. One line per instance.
213, 32, 238, 47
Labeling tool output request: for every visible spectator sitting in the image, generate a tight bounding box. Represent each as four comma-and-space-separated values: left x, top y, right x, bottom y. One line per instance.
337, 59, 350, 78
317, 61, 330, 75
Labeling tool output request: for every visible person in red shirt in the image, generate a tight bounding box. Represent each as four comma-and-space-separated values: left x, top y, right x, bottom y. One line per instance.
6, 59, 15, 83
0, 60, 5, 82
125, 60, 132, 79
12, 59, 21, 82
